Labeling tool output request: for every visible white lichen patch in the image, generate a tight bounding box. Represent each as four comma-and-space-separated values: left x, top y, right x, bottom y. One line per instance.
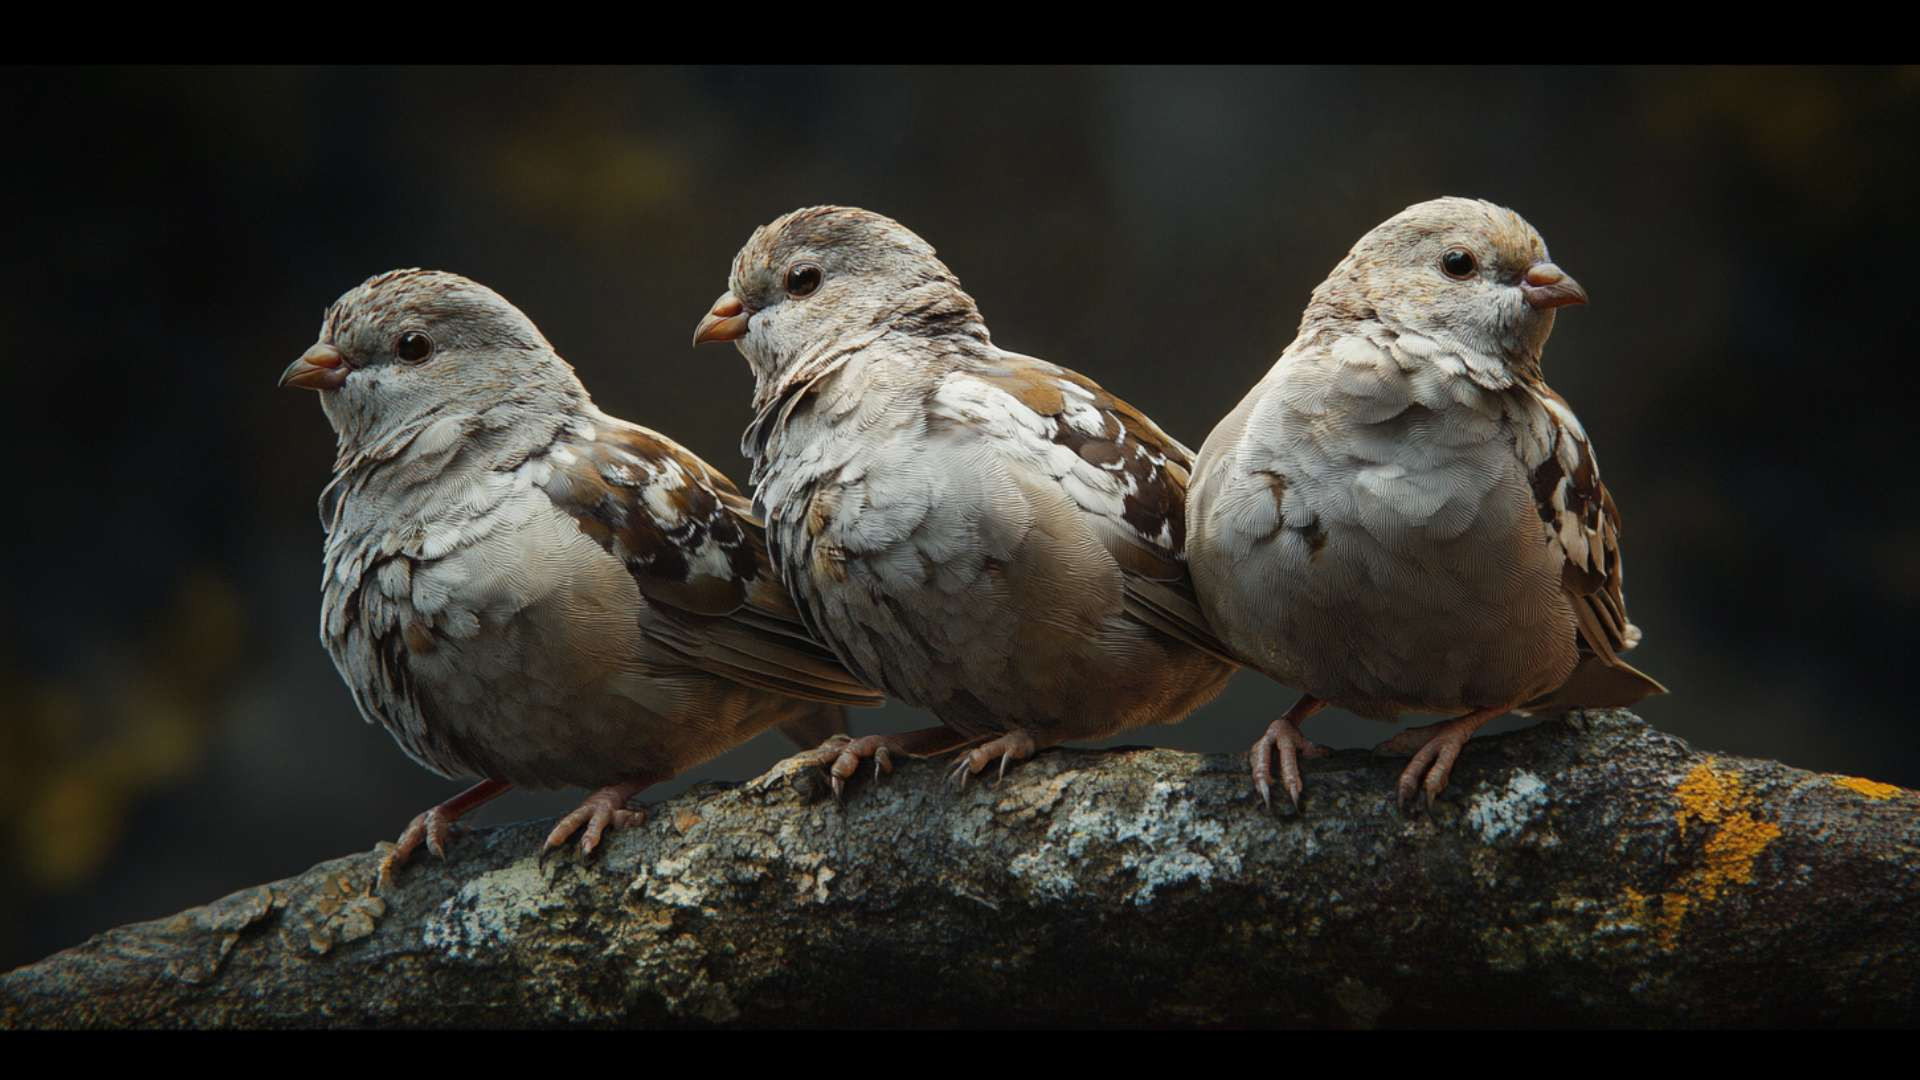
643, 844, 719, 909
992, 768, 1080, 825
1009, 776, 1241, 905
1465, 770, 1550, 845
421, 859, 573, 961
795, 864, 836, 905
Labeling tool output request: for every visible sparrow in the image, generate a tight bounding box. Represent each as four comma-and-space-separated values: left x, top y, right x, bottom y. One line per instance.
281, 269, 881, 882
692, 206, 1236, 791
1186, 197, 1666, 811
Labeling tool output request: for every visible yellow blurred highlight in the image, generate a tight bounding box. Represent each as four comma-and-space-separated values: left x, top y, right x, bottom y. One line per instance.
4, 570, 244, 892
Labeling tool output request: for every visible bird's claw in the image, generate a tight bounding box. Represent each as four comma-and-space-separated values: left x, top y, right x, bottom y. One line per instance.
1248, 717, 1325, 815
945, 731, 1037, 792
1389, 725, 1471, 815
542, 783, 649, 862
780, 734, 913, 802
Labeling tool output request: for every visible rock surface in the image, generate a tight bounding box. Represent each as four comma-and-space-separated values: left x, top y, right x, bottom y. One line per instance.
4, 710, 1916, 1027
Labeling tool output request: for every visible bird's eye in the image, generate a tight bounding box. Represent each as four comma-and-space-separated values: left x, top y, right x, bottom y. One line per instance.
1440, 248, 1477, 279
394, 331, 435, 364
785, 263, 823, 298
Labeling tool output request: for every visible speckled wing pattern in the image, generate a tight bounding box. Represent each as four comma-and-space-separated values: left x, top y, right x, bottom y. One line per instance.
538, 417, 883, 708
1522, 386, 1666, 705
952, 354, 1238, 665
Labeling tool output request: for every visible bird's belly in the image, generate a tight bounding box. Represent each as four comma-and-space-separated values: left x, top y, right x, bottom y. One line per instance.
1240, 489, 1578, 718
398, 530, 792, 789
780, 461, 1230, 741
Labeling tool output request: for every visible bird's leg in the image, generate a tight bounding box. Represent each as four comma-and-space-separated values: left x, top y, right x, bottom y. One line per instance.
1250, 695, 1331, 811
947, 729, 1041, 789
542, 779, 656, 860
381, 778, 511, 888
1372, 704, 1513, 811
780, 726, 981, 799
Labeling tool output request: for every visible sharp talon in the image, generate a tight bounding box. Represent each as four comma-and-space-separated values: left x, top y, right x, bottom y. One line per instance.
831, 774, 846, 801
1250, 703, 1322, 811
1255, 776, 1272, 811
995, 751, 1012, 786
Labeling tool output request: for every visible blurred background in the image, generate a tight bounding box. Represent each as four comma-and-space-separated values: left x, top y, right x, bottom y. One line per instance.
4, 65, 1916, 971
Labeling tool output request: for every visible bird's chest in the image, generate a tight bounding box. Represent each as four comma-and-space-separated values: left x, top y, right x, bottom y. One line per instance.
320, 482, 664, 782
755, 384, 952, 593
1288, 395, 1536, 551
1253, 384, 1570, 709
753, 397, 1050, 715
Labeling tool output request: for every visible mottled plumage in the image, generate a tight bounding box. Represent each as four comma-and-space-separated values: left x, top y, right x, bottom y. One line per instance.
1186, 198, 1665, 809
695, 207, 1235, 788
286, 269, 879, 878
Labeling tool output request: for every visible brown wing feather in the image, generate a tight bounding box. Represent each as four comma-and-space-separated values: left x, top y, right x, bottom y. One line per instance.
540, 418, 883, 708
967, 356, 1238, 664
1525, 389, 1666, 707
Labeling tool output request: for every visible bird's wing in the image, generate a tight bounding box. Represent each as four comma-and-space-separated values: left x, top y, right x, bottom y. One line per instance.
1520, 387, 1666, 707
944, 353, 1239, 666
537, 416, 883, 708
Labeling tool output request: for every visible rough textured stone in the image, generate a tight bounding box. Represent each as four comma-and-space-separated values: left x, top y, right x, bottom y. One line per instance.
3, 710, 1916, 1028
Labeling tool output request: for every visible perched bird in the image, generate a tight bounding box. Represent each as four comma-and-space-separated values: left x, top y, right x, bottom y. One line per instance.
1186, 197, 1666, 811
281, 269, 881, 882
692, 206, 1237, 790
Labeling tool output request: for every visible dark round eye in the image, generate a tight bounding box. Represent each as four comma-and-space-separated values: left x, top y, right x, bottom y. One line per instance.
394, 331, 434, 364
785, 263, 823, 298
1440, 248, 1476, 279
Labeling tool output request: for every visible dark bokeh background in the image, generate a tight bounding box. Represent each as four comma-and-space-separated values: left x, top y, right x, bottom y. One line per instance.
4, 65, 1916, 971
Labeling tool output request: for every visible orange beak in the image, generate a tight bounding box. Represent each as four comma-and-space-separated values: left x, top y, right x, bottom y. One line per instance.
278, 343, 350, 391
691, 291, 750, 347
1520, 263, 1589, 310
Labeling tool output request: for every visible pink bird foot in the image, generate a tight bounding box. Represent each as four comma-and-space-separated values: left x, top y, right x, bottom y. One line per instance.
379, 778, 511, 889
1251, 696, 1330, 812
782, 727, 976, 800
947, 729, 1040, 789
542, 780, 653, 860
1372, 706, 1507, 811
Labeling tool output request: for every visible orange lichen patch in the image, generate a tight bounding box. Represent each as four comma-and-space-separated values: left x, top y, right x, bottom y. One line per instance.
1629, 759, 1782, 949
1673, 759, 1743, 837
1694, 808, 1781, 901
1832, 776, 1905, 800
1610, 886, 1652, 930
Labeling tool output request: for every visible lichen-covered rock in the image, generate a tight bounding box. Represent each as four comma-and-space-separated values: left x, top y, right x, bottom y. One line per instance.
3, 710, 1916, 1028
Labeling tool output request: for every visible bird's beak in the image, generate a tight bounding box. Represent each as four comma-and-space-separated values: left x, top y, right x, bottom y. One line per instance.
279, 343, 350, 391
691, 292, 750, 347
1520, 263, 1588, 310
